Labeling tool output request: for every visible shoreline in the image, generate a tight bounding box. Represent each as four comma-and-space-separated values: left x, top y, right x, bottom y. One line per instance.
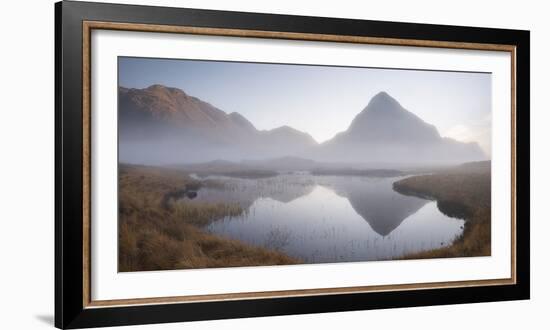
392, 164, 491, 259
118, 164, 299, 272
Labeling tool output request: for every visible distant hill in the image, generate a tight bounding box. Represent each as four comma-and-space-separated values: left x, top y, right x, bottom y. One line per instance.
242, 156, 318, 171
316, 92, 486, 164
119, 85, 486, 165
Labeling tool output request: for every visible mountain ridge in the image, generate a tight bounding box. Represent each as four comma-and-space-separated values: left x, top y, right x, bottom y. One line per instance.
119, 85, 318, 163
118, 84, 486, 165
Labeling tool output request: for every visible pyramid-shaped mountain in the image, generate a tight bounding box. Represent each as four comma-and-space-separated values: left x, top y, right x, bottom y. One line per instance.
317, 92, 485, 164
342, 91, 441, 143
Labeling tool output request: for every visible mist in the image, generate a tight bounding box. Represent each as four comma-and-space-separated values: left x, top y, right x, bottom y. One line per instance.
118, 84, 487, 168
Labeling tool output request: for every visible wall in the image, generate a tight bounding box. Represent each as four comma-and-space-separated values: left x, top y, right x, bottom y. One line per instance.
0, 0, 546, 329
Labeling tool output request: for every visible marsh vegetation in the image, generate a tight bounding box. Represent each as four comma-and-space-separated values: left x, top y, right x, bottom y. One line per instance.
118, 164, 297, 272
118, 161, 490, 271
393, 161, 491, 258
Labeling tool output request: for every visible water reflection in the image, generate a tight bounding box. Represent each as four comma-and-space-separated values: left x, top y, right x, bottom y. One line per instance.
183, 174, 465, 263
316, 176, 428, 236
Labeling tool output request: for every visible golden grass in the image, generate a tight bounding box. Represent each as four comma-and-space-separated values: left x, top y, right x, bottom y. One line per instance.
118, 164, 297, 272
393, 162, 491, 259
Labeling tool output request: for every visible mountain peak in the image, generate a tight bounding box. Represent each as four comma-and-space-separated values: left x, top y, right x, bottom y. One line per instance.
335, 91, 441, 145
372, 91, 391, 99
263, 125, 318, 146
229, 112, 256, 131
365, 91, 402, 114
145, 84, 168, 91
271, 125, 295, 132
145, 84, 187, 96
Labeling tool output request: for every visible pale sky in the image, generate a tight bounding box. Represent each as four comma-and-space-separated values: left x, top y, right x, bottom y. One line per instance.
119, 57, 492, 156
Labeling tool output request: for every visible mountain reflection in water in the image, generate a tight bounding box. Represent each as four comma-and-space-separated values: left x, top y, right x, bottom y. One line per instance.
181, 174, 464, 263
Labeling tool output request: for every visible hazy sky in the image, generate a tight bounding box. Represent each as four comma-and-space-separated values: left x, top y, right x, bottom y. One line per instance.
119, 57, 492, 155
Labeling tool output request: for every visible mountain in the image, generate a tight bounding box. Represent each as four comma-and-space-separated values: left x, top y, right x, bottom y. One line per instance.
119, 84, 254, 142
316, 92, 486, 164
258, 126, 318, 156
119, 85, 485, 165
118, 85, 317, 164
335, 91, 440, 143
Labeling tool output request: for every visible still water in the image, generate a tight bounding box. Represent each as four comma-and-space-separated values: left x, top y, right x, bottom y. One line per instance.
185, 174, 464, 263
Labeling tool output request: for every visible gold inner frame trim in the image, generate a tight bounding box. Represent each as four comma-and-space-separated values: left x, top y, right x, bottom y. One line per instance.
82, 20, 517, 308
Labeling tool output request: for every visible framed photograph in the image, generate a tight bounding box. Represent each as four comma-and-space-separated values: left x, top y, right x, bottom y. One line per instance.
55, 1, 530, 328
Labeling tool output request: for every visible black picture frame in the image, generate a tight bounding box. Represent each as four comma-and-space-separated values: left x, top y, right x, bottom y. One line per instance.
55, 1, 530, 328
